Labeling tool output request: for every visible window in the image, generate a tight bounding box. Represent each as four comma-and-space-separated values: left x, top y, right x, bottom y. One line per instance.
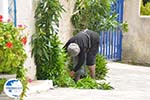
139, 0, 150, 18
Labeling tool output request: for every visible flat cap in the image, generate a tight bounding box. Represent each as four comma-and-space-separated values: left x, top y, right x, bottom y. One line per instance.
67, 43, 80, 56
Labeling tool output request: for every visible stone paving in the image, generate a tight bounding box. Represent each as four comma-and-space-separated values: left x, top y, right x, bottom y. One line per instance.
25, 62, 150, 100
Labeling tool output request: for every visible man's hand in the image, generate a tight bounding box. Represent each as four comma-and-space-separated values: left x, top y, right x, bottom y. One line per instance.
70, 71, 75, 77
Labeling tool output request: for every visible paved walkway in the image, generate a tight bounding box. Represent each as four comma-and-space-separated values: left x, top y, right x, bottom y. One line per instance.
25, 62, 150, 100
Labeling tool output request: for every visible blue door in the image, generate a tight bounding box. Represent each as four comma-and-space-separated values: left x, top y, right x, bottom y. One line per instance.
99, 0, 124, 61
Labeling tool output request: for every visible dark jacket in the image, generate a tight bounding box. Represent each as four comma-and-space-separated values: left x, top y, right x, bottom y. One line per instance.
64, 29, 99, 72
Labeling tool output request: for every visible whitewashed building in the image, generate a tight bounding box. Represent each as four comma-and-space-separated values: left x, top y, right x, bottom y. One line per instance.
0, 0, 150, 80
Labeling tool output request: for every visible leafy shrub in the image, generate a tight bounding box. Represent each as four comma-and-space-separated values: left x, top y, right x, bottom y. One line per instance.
0, 78, 7, 93
98, 82, 114, 90
75, 76, 98, 89
56, 65, 76, 87
0, 15, 27, 74
75, 76, 113, 90
96, 54, 108, 80
0, 15, 28, 100
71, 0, 128, 35
32, 0, 75, 87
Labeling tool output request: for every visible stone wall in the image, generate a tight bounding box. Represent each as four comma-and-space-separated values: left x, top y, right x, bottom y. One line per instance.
122, 0, 150, 65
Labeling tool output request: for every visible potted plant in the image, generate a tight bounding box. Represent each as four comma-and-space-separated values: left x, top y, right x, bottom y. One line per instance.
0, 15, 28, 99
0, 15, 27, 74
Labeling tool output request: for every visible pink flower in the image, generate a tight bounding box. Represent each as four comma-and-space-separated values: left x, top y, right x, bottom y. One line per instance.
18, 24, 27, 30
18, 24, 23, 27
28, 79, 32, 83
7, 19, 11, 22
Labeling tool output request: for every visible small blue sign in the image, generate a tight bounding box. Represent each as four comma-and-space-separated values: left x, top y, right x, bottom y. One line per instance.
4, 78, 23, 98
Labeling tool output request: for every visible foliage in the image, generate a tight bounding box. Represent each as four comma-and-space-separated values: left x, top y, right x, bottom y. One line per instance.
140, 2, 150, 15
71, 0, 128, 35
75, 76, 113, 90
0, 15, 27, 74
75, 76, 98, 89
32, 0, 75, 86
96, 54, 108, 80
98, 82, 114, 90
120, 21, 128, 32
0, 78, 7, 93
55, 59, 76, 87
0, 15, 28, 99
16, 66, 28, 100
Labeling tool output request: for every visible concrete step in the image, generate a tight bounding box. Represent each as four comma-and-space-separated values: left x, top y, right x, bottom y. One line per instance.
0, 92, 13, 100
0, 80, 53, 99
0, 75, 17, 100
0, 74, 16, 79
26, 80, 53, 95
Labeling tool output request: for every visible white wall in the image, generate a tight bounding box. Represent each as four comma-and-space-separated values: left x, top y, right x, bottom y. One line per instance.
0, 0, 8, 21
16, 0, 37, 80
59, 0, 76, 44
122, 0, 150, 65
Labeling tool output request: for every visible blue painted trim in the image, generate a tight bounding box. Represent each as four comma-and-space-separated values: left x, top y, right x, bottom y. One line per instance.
108, 30, 111, 59
111, 30, 114, 59
119, 0, 124, 60
106, 31, 108, 59
99, 32, 102, 54
14, 0, 17, 26
119, 30, 123, 60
